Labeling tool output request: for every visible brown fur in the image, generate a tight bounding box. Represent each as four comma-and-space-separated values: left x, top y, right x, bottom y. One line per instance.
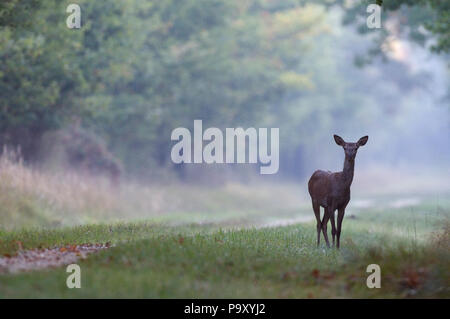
308, 135, 368, 248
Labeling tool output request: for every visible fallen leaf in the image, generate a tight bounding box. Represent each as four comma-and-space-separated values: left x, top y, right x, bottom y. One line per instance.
311, 269, 320, 279
401, 268, 426, 289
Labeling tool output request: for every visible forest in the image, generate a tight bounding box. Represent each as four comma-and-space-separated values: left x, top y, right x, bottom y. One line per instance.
0, 0, 449, 299
1, 0, 448, 181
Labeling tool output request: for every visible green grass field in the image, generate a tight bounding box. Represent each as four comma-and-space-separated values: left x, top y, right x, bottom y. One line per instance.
0, 196, 449, 298
0, 157, 449, 298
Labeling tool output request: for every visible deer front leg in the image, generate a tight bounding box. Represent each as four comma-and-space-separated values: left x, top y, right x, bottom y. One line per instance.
321, 207, 331, 248
330, 209, 337, 247
336, 208, 345, 249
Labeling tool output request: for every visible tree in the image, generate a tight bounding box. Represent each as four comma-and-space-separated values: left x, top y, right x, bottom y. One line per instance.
339, 0, 450, 56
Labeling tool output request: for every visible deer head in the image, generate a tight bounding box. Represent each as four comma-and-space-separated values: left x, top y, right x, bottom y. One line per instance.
333, 135, 368, 160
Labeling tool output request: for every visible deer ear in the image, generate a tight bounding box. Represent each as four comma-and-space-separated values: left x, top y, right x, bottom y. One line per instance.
357, 135, 368, 146
334, 135, 345, 146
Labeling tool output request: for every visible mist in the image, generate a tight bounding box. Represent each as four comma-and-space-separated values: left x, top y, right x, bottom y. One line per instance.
1, 1, 449, 229
240, 8, 449, 188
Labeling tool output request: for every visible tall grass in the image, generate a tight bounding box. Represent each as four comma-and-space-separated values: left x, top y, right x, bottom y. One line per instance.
0, 148, 122, 228
0, 149, 309, 229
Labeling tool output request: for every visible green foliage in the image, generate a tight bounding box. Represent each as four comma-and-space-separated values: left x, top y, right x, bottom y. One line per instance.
0, 1, 86, 153
425, 0, 450, 53
0, 0, 447, 176
0, 0, 327, 174
340, 0, 450, 55
0, 0, 41, 28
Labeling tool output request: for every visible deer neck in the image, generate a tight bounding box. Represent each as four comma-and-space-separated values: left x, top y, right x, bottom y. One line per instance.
341, 155, 355, 187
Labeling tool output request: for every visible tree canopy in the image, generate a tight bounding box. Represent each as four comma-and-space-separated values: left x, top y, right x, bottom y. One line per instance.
1, 0, 448, 179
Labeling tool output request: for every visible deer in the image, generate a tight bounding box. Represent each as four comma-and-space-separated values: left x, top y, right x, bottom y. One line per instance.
308, 135, 368, 249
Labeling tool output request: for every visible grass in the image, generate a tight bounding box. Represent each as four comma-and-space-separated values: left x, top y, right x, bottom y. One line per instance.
0, 150, 310, 229
0, 152, 449, 298
0, 205, 448, 298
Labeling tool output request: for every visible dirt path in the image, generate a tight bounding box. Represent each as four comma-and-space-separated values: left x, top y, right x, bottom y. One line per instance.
0, 243, 110, 274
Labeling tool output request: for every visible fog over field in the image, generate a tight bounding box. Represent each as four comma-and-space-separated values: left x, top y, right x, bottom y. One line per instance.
1, 3, 449, 229
0, 1, 449, 300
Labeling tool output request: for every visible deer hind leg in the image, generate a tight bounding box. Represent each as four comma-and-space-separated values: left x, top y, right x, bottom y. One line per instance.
330, 208, 337, 247
321, 207, 331, 248
336, 208, 345, 249
312, 201, 321, 247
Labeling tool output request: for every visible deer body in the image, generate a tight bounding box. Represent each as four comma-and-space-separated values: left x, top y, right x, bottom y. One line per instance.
308, 135, 368, 248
